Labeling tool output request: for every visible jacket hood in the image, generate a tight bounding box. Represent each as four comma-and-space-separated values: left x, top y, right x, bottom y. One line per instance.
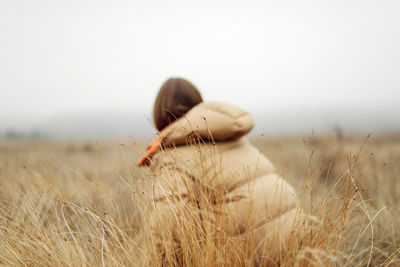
162, 101, 254, 146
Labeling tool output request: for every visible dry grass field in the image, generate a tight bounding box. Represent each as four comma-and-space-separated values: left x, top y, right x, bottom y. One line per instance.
0, 132, 399, 266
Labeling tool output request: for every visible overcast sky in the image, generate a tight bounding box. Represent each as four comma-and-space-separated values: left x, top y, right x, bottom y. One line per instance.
1, 0, 399, 132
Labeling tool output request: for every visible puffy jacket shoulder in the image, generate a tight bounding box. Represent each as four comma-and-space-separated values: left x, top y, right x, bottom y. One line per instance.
163, 102, 254, 146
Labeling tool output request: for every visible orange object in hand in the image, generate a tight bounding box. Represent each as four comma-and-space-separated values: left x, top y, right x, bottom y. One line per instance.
137, 126, 168, 167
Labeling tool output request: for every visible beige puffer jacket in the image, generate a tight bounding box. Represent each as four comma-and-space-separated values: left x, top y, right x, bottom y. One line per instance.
145, 101, 302, 263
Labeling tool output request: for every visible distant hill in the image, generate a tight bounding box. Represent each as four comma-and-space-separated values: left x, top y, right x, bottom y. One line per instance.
2, 107, 399, 139
252, 107, 400, 135
33, 110, 156, 139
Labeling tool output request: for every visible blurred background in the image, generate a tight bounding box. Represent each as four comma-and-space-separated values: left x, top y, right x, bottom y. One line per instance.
1, 0, 399, 139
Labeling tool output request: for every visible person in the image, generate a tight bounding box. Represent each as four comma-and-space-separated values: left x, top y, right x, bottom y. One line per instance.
138, 77, 303, 265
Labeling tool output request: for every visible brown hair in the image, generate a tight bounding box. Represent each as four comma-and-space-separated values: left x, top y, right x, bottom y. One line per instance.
153, 78, 203, 131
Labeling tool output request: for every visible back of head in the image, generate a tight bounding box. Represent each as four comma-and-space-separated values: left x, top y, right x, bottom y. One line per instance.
153, 78, 203, 131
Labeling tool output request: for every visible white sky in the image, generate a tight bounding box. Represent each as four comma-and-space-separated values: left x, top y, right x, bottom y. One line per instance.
1, 0, 399, 131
